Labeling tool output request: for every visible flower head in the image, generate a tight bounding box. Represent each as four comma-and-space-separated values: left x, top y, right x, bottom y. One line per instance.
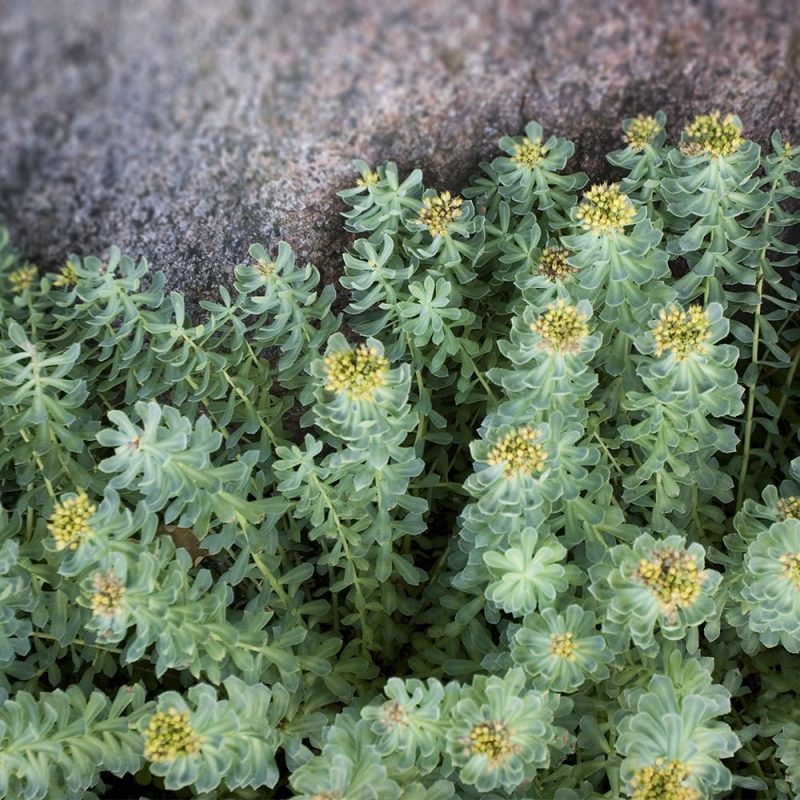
778, 496, 800, 521
742, 520, 800, 652
729, 517, 800, 653
8, 265, 37, 293
356, 168, 379, 188
781, 553, 800, 587
576, 183, 636, 234
48, 492, 97, 551
363, 676, 455, 774
629, 758, 699, 800
512, 137, 548, 169
53, 260, 79, 287
380, 700, 409, 730
143, 708, 202, 763
466, 720, 515, 764
549, 632, 575, 659
512, 605, 611, 692
618, 674, 739, 798
589, 534, 720, 654
535, 246, 574, 282
652, 306, 709, 360
633, 548, 702, 621
417, 191, 463, 238
256, 258, 276, 278
487, 427, 547, 478
446, 669, 561, 793
323, 344, 388, 400
90, 570, 125, 619
624, 115, 662, 151
530, 299, 589, 353
681, 112, 743, 158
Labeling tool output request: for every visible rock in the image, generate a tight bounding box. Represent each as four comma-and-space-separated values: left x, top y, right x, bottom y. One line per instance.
1, 0, 798, 301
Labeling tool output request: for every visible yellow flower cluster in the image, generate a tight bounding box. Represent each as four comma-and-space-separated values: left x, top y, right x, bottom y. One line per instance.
90, 571, 125, 619
143, 708, 202, 763
652, 306, 709, 361
681, 112, 743, 158
356, 169, 379, 188
624, 114, 662, 151
536, 246, 574, 282
576, 183, 636, 234
777, 496, 800, 521
530, 299, 589, 353
780, 553, 800, 589
487, 427, 547, 479
512, 136, 548, 168
630, 758, 699, 800
8, 265, 38, 293
417, 191, 463, 238
549, 631, 577, 661
468, 720, 515, 764
324, 345, 388, 400
53, 260, 79, 287
47, 492, 97, 551
634, 549, 702, 619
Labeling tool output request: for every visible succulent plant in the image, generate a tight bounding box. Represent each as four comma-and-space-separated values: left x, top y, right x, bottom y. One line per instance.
1, 113, 799, 799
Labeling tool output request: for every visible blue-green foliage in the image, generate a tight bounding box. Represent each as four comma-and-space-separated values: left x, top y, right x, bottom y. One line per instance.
0, 112, 799, 799
0, 684, 147, 800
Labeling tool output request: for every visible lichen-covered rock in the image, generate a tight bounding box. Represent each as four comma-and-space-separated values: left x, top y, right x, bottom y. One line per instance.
1, 0, 798, 298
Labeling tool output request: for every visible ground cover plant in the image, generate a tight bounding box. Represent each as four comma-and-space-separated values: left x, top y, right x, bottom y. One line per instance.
0, 111, 799, 799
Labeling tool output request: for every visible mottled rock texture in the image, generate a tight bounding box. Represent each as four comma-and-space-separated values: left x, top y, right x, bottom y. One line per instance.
1, 0, 799, 299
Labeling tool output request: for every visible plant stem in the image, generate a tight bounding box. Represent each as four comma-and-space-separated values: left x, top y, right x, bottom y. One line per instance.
736, 267, 766, 511
31, 631, 124, 655
308, 473, 373, 655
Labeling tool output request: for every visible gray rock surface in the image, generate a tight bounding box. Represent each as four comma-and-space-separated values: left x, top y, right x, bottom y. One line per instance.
1, 0, 798, 300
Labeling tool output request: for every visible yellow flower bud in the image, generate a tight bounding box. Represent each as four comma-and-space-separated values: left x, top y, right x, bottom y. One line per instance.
576, 183, 636, 234
417, 191, 464, 238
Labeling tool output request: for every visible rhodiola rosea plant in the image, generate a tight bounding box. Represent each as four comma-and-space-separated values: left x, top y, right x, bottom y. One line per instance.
1, 110, 800, 799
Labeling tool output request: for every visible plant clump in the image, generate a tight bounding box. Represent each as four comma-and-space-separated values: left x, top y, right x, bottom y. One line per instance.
0, 110, 799, 800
